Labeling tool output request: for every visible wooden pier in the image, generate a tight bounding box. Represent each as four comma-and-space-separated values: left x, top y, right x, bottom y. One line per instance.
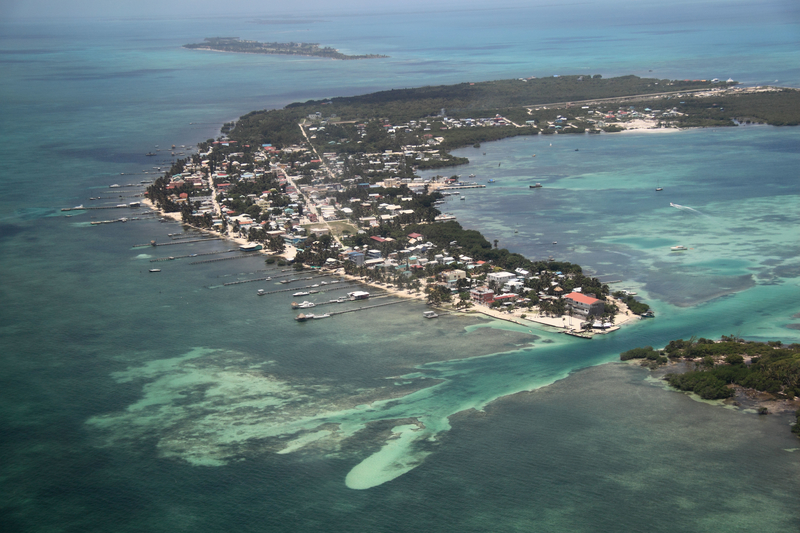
189, 254, 262, 265
132, 238, 224, 248
292, 293, 389, 308
440, 184, 486, 190
301, 300, 405, 320
149, 249, 238, 262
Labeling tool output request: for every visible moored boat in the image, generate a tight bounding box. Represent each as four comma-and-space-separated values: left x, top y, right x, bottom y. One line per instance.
293, 291, 310, 297
347, 291, 370, 300
423, 310, 439, 319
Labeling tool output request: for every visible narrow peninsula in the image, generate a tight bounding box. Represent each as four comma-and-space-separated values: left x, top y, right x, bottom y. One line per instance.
183, 37, 388, 60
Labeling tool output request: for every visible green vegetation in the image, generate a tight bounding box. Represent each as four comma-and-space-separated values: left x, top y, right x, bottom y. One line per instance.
613, 291, 650, 314
620, 346, 663, 362
227, 75, 800, 158
288, 75, 717, 123
184, 37, 388, 60
629, 338, 800, 405
636, 89, 800, 127
666, 371, 735, 400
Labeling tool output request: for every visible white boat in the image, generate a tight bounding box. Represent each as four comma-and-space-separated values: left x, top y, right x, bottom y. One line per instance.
149, 269, 161, 273
423, 310, 439, 319
295, 313, 314, 321
670, 245, 688, 251
313, 313, 330, 319
257, 289, 266, 296
292, 301, 315, 309
293, 291, 310, 297
347, 291, 370, 300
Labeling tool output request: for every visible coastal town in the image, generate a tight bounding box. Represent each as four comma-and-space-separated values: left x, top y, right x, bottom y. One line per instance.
140, 103, 660, 336
66, 75, 800, 337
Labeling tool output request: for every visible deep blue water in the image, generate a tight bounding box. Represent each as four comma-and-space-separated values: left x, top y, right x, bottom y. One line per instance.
2, 4, 800, 531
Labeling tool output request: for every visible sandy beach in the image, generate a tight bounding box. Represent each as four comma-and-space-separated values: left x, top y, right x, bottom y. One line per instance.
336, 271, 640, 336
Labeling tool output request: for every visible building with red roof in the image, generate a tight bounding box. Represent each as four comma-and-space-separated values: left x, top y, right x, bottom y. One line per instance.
564, 292, 605, 317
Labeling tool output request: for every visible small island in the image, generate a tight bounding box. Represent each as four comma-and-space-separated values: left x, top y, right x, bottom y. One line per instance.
621, 337, 800, 437
183, 37, 388, 60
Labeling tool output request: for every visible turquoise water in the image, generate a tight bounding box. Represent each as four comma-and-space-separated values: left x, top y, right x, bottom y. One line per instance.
2, 4, 800, 531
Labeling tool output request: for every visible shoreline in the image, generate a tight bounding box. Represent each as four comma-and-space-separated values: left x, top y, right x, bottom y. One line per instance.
142, 198, 640, 337
643, 359, 800, 417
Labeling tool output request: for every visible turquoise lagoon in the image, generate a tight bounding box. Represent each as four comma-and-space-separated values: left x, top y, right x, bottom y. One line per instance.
2, 3, 800, 531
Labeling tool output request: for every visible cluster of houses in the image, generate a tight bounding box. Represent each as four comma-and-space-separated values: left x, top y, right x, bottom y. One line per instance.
457, 268, 605, 316
159, 134, 619, 326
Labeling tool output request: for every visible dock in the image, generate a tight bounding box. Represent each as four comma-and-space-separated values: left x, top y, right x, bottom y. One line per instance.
291, 292, 390, 308
132, 238, 224, 248
440, 184, 486, 190
149, 249, 238, 262
63, 205, 143, 211
242, 282, 362, 294
189, 254, 261, 265
298, 300, 405, 321
563, 330, 593, 339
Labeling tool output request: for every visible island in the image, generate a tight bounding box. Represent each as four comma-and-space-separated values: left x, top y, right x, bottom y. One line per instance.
142, 74, 800, 335
183, 37, 389, 60
621, 337, 800, 437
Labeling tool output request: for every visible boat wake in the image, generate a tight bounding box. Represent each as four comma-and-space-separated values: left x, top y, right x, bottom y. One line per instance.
669, 202, 710, 217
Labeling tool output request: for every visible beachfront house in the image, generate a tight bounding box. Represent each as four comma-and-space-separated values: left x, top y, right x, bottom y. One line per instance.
470, 287, 495, 305
564, 292, 605, 317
